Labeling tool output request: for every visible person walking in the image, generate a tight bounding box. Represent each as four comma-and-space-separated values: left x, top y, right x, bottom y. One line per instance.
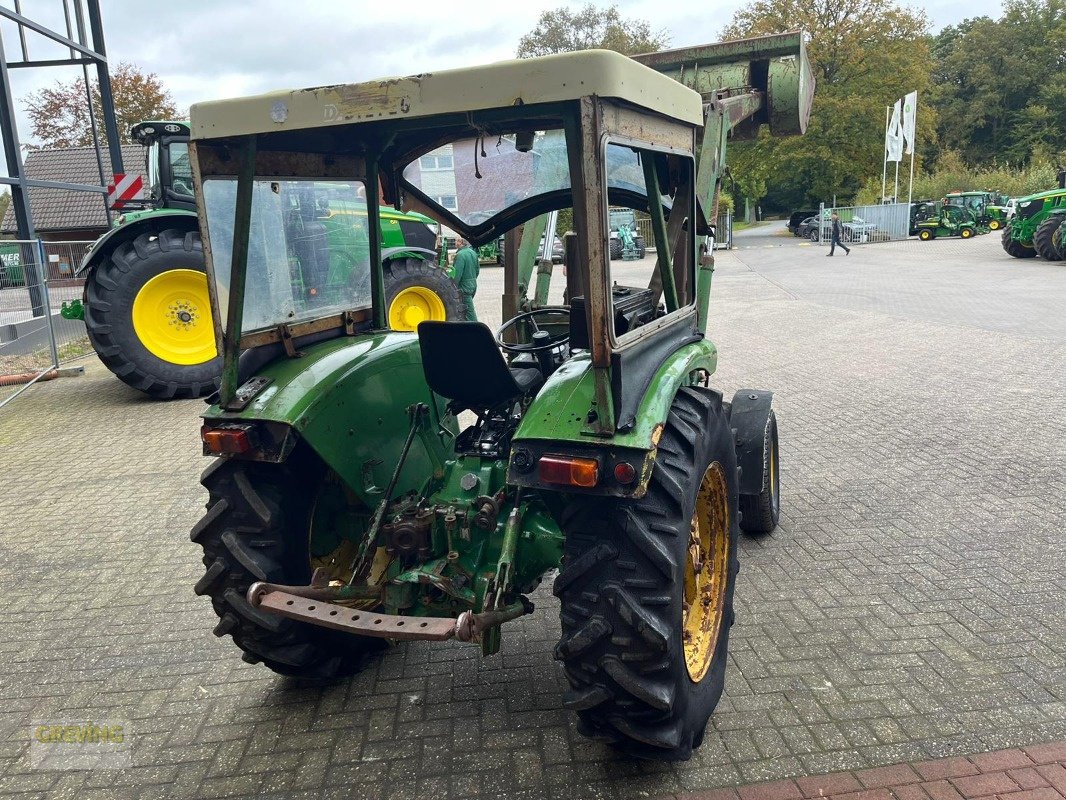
451, 237, 480, 321
827, 212, 850, 256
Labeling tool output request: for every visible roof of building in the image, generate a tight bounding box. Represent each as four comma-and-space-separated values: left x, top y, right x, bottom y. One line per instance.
1, 143, 144, 234
190, 49, 703, 141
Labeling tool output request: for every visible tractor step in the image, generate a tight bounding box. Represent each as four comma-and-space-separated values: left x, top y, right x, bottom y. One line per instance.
247, 581, 533, 642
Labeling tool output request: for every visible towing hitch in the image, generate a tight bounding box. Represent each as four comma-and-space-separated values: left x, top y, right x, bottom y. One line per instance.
247, 570, 532, 643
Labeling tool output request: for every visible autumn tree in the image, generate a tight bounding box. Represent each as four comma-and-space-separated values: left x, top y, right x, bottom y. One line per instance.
722, 0, 933, 210
23, 62, 178, 150
517, 4, 668, 58
929, 0, 1066, 165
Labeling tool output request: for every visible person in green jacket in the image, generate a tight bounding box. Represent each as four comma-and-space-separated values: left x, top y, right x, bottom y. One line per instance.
451, 238, 479, 321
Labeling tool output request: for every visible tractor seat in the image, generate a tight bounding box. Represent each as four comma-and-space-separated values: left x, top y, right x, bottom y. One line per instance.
417, 321, 543, 413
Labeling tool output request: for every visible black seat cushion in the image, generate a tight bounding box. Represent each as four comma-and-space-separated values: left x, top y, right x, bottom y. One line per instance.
418, 321, 542, 411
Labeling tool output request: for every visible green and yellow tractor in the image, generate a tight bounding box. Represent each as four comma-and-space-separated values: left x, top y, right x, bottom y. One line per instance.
189, 32, 812, 760
66, 121, 462, 399
942, 190, 1010, 231
1002, 173, 1066, 260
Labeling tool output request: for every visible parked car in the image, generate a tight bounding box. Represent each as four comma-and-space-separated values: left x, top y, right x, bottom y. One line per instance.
796, 216, 820, 239
788, 209, 818, 234
841, 216, 877, 242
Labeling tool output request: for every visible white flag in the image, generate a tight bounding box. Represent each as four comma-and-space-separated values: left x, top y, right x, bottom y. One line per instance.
902, 91, 917, 155
885, 100, 903, 162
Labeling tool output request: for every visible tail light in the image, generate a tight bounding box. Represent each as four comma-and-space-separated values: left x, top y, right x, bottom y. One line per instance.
539, 455, 599, 488
201, 424, 254, 455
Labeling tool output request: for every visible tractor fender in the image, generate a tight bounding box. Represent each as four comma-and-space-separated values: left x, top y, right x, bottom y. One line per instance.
203, 331, 454, 509
381, 246, 437, 263
727, 389, 774, 497
509, 338, 718, 497
76, 209, 199, 279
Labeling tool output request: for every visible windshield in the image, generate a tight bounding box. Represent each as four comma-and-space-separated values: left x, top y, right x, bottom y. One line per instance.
202, 178, 371, 335
168, 142, 194, 197
402, 129, 570, 226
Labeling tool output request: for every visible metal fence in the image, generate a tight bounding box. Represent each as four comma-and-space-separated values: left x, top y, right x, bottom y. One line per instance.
815, 202, 910, 246
1, 239, 92, 408
634, 210, 733, 252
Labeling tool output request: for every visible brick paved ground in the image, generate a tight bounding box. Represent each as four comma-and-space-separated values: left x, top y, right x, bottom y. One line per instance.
665, 742, 1066, 800
0, 238, 1063, 799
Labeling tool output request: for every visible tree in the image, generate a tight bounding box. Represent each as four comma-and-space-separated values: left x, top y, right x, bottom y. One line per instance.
517, 4, 668, 58
0, 191, 10, 228
24, 62, 178, 150
722, 0, 934, 210
927, 0, 1065, 165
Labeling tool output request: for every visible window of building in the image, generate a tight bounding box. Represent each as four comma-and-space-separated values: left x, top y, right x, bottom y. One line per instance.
420, 154, 454, 171
433, 195, 458, 210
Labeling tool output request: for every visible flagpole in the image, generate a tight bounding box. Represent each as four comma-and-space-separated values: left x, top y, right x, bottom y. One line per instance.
907, 98, 917, 208
894, 160, 899, 204
882, 105, 889, 203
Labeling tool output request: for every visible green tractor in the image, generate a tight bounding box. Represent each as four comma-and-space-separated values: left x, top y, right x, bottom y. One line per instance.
1002, 182, 1066, 260
943, 190, 1010, 231
915, 205, 979, 240
189, 32, 811, 760
67, 121, 462, 400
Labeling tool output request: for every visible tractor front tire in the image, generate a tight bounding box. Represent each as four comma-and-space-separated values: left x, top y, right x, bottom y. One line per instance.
191, 451, 384, 679
1052, 222, 1065, 261
553, 387, 739, 761
1001, 223, 1036, 259
1033, 216, 1064, 261
988, 218, 1002, 231
84, 228, 221, 399
635, 235, 647, 259
383, 257, 466, 328
918, 229, 933, 241
961, 228, 974, 239
609, 238, 623, 260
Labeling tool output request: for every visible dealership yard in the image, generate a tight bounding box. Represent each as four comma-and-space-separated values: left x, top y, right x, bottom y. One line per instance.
0, 233, 1063, 799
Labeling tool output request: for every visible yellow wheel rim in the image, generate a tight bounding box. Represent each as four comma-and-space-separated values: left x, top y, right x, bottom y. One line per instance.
683, 462, 732, 683
989, 220, 1000, 230
388, 286, 447, 331
131, 269, 216, 365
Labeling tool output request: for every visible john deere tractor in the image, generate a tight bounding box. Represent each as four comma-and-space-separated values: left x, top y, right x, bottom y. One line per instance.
1002, 178, 1066, 260
68, 121, 462, 399
189, 32, 811, 760
943, 190, 1009, 230
915, 205, 979, 240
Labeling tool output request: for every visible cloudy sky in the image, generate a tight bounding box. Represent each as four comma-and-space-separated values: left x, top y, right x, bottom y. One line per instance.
2, 0, 1003, 156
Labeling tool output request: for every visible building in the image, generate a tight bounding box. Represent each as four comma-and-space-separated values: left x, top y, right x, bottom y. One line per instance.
1, 143, 144, 243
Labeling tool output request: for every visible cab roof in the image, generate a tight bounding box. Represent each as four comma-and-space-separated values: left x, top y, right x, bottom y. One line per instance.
189, 49, 703, 141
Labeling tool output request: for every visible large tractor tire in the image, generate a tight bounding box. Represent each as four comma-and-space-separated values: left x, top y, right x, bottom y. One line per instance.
84, 228, 221, 399
1033, 216, 1064, 261
609, 237, 623, 260
191, 449, 384, 679
384, 257, 467, 328
1001, 223, 1036, 259
738, 409, 780, 534
553, 387, 739, 761
635, 235, 648, 259
1053, 222, 1065, 261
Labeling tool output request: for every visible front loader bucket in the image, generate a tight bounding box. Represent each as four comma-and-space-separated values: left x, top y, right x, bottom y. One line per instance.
633, 31, 814, 138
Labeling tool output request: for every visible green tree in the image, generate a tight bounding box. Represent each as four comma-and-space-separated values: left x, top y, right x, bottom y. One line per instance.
0, 191, 10, 229
23, 62, 178, 150
722, 0, 933, 209
517, 4, 668, 58
928, 0, 1065, 165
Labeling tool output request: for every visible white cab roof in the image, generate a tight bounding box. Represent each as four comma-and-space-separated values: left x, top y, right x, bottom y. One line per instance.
190, 49, 703, 140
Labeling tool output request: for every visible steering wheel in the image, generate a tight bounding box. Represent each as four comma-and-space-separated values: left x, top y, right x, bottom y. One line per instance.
496, 307, 570, 354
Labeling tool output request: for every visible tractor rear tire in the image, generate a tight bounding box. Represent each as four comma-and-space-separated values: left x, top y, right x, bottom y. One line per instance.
84, 228, 222, 399
1001, 223, 1036, 259
1033, 216, 1064, 261
739, 410, 780, 534
635, 235, 647, 259
191, 450, 385, 679
553, 387, 739, 761
609, 238, 623, 260
383, 257, 466, 327
1053, 222, 1065, 261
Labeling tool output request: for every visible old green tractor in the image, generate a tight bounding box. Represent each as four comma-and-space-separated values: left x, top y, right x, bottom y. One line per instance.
190, 32, 812, 760
67, 121, 462, 400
